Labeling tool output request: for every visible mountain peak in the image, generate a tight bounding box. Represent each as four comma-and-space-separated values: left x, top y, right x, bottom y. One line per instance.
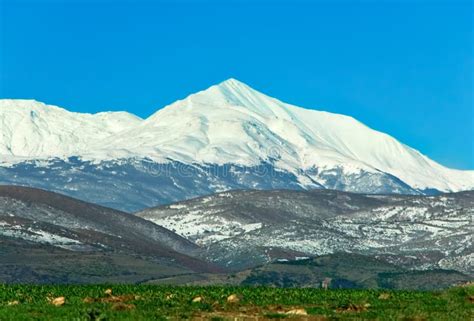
148, 78, 276, 120
173, 78, 285, 117
216, 77, 248, 88
146, 78, 287, 125
215, 78, 266, 96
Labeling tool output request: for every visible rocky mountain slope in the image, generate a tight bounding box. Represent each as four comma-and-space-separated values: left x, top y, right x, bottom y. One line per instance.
0, 79, 472, 211
136, 189, 474, 275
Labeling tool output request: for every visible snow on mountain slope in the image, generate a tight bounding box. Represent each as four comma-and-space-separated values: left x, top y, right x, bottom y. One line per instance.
137, 190, 474, 274
92, 79, 369, 168
89, 79, 474, 192
0, 99, 141, 160
0, 79, 473, 193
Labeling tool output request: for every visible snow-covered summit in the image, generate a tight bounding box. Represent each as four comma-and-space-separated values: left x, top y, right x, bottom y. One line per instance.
0, 80, 473, 193
0, 99, 140, 158
150, 78, 302, 120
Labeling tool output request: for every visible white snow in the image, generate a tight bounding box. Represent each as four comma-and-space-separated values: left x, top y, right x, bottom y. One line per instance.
0, 220, 82, 248
169, 204, 187, 210
0, 99, 141, 160
1, 79, 473, 192
143, 208, 263, 246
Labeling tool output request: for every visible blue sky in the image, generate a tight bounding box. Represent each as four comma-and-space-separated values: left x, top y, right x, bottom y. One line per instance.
1, 0, 472, 169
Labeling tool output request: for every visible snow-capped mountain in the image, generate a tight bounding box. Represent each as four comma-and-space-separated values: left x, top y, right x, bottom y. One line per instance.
0, 79, 473, 211
91, 79, 473, 192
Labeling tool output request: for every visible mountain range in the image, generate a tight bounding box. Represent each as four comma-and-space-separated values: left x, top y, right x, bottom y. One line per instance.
1, 186, 472, 287
1, 79, 473, 211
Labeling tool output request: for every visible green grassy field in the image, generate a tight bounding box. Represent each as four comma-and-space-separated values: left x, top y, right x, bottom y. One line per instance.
0, 284, 472, 320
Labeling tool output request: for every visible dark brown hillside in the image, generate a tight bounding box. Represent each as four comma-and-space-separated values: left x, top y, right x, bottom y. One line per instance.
0, 185, 222, 283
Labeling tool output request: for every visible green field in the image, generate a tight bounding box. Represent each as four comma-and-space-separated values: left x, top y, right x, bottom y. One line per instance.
0, 284, 472, 320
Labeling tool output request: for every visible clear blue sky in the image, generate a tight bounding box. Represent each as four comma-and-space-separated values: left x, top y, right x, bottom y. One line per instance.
1, 0, 472, 169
